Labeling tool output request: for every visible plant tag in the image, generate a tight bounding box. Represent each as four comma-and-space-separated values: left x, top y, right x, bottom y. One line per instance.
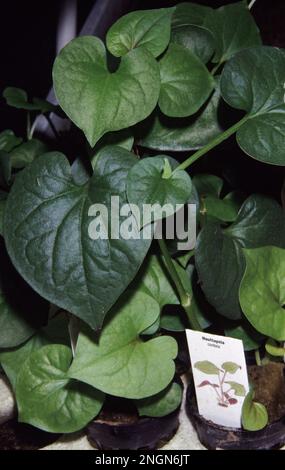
186, 330, 249, 428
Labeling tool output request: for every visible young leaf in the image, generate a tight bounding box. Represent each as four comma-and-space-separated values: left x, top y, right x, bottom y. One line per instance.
225, 381, 246, 397
242, 390, 268, 431
16, 344, 104, 433
194, 360, 220, 375
68, 291, 177, 399
106, 8, 174, 58
0, 130, 22, 152
239, 247, 285, 341
196, 195, 285, 320
139, 82, 223, 151
159, 43, 215, 118
222, 362, 241, 374
10, 139, 47, 169
204, 2, 261, 64
3, 87, 55, 112
171, 3, 214, 63
265, 338, 285, 358
202, 193, 241, 223
4, 148, 152, 331
135, 382, 182, 418
53, 36, 160, 147
126, 156, 192, 228
221, 46, 285, 165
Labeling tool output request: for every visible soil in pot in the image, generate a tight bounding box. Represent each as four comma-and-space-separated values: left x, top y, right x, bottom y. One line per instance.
186, 362, 285, 450
0, 419, 60, 450
87, 382, 182, 450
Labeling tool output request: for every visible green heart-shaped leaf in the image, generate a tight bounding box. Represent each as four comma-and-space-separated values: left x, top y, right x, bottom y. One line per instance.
171, 3, 214, 63
159, 43, 215, 118
68, 291, 177, 399
242, 390, 268, 431
221, 46, 285, 165
127, 156, 192, 228
4, 147, 152, 330
53, 36, 160, 147
0, 314, 69, 389
106, 8, 174, 58
16, 344, 104, 433
135, 381, 182, 418
204, 1, 261, 64
196, 195, 285, 320
139, 81, 223, 151
240, 246, 285, 341
171, 24, 215, 64
201, 192, 242, 223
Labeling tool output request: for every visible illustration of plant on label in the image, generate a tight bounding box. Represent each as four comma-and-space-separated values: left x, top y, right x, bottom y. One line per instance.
195, 361, 246, 408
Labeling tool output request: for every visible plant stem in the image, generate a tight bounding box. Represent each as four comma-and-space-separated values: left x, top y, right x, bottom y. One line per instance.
29, 119, 38, 140
158, 238, 201, 331
255, 348, 262, 366
248, 0, 257, 10
211, 62, 222, 76
174, 115, 249, 172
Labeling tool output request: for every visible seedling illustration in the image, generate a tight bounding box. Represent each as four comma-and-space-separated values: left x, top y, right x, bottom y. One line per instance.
194, 361, 246, 408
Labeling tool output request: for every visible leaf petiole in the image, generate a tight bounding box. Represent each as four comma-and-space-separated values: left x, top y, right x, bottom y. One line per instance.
174, 115, 249, 172
158, 238, 201, 331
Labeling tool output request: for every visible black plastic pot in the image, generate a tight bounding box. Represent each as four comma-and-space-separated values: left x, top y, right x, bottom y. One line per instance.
186, 379, 285, 450
87, 408, 180, 450
87, 379, 183, 450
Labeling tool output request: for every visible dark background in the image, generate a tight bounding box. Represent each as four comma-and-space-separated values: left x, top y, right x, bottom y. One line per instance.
1, 0, 285, 199
2, 0, 285, 135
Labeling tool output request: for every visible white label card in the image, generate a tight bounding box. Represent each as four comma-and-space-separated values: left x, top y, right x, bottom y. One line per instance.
186, 330, 249, 428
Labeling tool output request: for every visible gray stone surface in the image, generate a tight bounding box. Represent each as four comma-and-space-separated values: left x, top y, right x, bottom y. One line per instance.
0, 375, 15, 425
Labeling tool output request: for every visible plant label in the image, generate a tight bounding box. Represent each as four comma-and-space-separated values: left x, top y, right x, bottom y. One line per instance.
186, 329, 249, 428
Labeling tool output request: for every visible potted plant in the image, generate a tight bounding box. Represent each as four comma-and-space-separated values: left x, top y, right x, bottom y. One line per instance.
0, 0, 285, 450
